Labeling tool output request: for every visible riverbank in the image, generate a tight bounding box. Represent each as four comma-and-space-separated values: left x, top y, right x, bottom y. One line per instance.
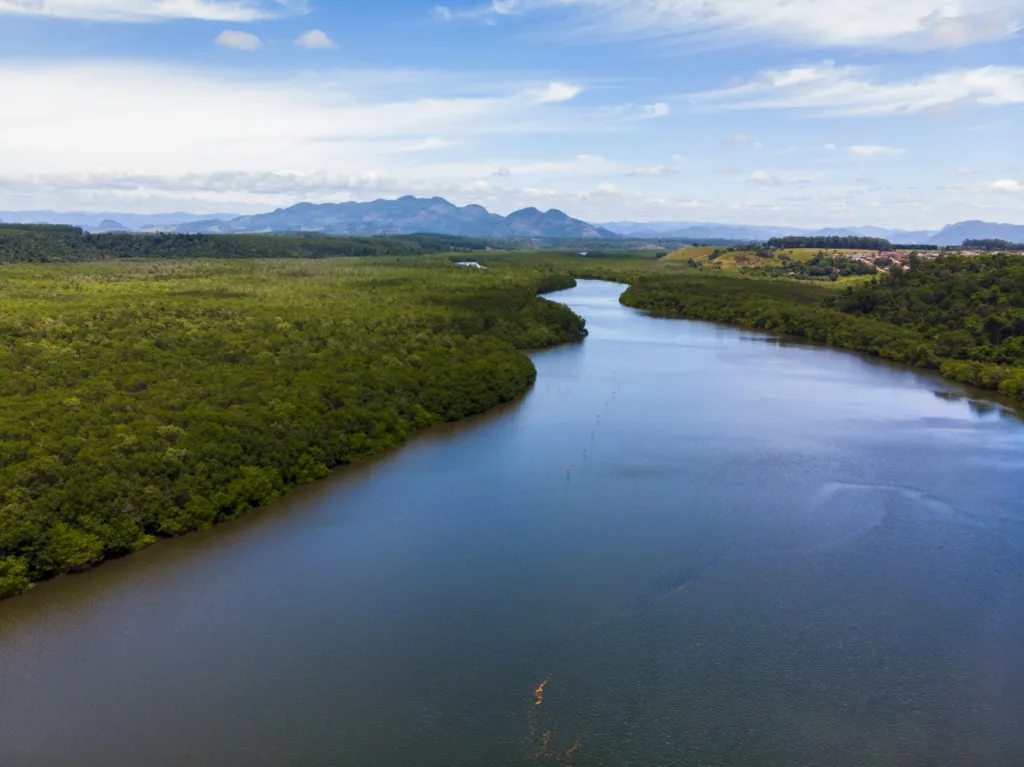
0, 259, 586, 600
3, 252, 1021, 600
618, 268, 1024, 408
3, 278, 1021, 767
480, 251, 1024, 408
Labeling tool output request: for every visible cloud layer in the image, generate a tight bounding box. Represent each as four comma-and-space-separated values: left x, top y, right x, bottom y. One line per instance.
0, 0, 303, 22
436, 0, 1024, 50
690, 62, 1024, 115
0, 61, 589, 180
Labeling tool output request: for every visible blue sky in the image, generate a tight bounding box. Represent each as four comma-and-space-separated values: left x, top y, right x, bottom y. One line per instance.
0, 0, 1021, 227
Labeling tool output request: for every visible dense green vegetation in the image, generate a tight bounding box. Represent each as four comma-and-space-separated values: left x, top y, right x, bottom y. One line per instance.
620, 253, 1024, 404
0, 225, 502, 263
2, 243, 1021, 601
832, 254, 1024, 395
765, 235, 892, 251
964, 239, 1024, 252
0, 224, 746, 265
0, 259, 585, 598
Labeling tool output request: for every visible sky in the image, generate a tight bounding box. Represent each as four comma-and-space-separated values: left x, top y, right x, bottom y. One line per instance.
0, 0, 1022, 227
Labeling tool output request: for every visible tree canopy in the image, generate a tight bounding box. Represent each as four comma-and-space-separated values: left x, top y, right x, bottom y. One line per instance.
764, 236, 892, 251
963, 239, 1024, 252
0, 225, 503, 263
620, 253, 1024, 405
0, 259, 585, 599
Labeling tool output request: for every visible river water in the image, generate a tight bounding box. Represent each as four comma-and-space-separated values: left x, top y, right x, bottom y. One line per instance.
1, 280, 1023, 767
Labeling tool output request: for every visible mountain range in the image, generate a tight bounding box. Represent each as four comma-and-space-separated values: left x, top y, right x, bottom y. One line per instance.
0, 210, 237, 231
2, 198, 1022, 244
923, 220, 1024, 246
174, 196, 615, 239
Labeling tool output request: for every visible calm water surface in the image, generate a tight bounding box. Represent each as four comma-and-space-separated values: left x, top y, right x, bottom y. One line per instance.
2, 280, 1023, 767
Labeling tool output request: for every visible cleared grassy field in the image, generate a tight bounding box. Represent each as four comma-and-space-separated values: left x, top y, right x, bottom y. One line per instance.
776, 248, 871, 261
662, 246, 719, 261
665, 246, 880, 275
665, 246, 785, 269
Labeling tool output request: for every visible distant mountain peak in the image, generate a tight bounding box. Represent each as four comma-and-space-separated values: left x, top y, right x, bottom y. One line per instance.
176, 196, 618, 239
930, 220, 1024, 246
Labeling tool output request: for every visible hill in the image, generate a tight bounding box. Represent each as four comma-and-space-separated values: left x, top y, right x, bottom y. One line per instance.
177, 196, 616, 239
93, 219, 131, 233
929, 220, 1024, 246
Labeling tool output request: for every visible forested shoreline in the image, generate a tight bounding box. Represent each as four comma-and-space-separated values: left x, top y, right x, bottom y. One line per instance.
0, 260, 585, 599
2, 248, 1022, 601
471, 253, 1024, 407
619, 254, 1024, 405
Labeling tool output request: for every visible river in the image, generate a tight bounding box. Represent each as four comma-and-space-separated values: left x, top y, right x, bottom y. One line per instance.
1, 280, 1023, 767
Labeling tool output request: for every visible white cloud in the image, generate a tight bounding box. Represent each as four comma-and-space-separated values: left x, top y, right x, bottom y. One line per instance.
628, 165, 674, 178
849, 145, 906, 156
954, 167, 974, 175
295, 29, 336, 49
594, 182, 623, 196
3, 164, 1015, 228
644, 102, 670, 118
0, 61, 592, 182
529, 82, 582, 103
0, 0, 301, 22
748, 170, 782, 186
991, 179, 1024, 193
412, 154, 619, 179
724, 134, 751, 144
215, 30, 263, 50
436, 0, 1024, 50
921, 7, 1023, 48
0, 170, 662, 220
690, 62, 1024, 116
941, 177, 1024, 196
432, 0, 518, 21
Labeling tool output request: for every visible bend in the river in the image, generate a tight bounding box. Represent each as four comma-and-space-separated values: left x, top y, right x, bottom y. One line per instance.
1, 280, 1022, 767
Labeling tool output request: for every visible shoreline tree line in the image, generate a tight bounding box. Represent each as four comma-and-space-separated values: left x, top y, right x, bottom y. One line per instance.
0, 260, 586, 599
